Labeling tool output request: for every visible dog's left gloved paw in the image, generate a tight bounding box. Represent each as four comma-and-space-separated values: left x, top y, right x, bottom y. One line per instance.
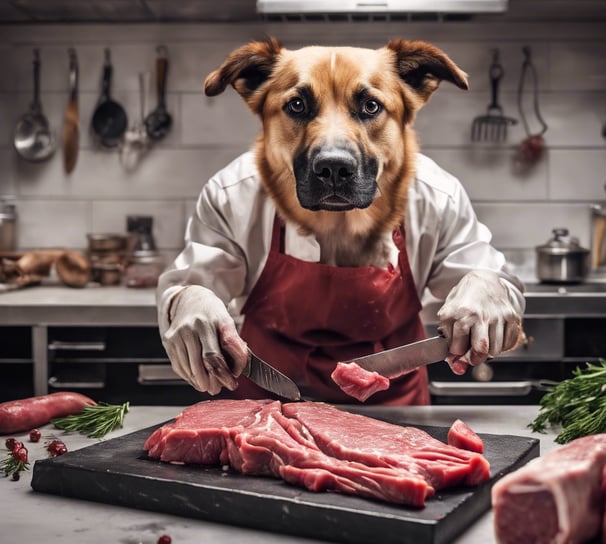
437, 270, 522, 375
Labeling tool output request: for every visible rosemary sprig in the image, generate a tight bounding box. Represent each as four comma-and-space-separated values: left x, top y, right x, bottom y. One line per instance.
51, 401, 130, 439
529, 359, 606, 444
1, 452, 29, 477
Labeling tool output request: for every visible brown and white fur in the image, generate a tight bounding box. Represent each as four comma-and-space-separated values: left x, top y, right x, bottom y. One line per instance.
204, 37, 468, 267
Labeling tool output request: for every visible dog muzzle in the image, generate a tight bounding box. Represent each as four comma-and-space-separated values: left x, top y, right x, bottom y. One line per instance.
293, 145, 378, 212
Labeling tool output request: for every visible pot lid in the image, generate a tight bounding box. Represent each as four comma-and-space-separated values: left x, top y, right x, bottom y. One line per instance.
536, 228, 589, 254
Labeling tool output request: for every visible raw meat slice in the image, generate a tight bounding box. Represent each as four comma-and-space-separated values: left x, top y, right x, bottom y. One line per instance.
145, 399, 490, 507
492, 434, 606, 544
144, 398, 269, 464
331, 362, 390, 402
145, 398, 433, 506
234, 401, 432, 505
448, 418, 484, 453
282, 402, 490, 489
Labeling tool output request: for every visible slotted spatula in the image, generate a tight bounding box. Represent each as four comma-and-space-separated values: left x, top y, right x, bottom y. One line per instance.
471, 49, 516, 142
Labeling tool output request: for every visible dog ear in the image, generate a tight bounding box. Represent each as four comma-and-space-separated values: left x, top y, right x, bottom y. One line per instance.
204, 37, 282, 108
386, 39, 469, 102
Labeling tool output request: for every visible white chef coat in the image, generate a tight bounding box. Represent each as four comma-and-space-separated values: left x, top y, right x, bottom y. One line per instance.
156, 151, 525, 336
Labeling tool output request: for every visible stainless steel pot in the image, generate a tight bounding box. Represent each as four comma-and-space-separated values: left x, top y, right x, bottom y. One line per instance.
535, 228, 590, 283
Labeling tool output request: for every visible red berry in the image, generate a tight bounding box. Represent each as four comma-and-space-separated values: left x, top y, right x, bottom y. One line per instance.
5, 438, 17, 450
29, 429, 41, 443
48, 440, 68, 457
157, 536, 171, 544
12, 446, 28, 463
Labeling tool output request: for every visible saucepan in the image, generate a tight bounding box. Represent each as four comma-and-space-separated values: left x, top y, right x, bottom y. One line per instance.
91, 48, 128, 148
535, 228, 590, 283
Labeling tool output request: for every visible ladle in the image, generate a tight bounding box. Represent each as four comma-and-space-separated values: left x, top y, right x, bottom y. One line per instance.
144, 45, 172, 140
14, 49, 56, 161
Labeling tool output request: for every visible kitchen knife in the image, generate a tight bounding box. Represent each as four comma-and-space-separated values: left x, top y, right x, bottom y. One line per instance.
242, 349, 301, 401
344, 335, 450, 379
62, 48, 79, 173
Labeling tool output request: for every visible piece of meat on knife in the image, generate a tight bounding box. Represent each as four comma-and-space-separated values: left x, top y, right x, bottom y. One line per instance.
492, 434, 606, 544
331, 362, 390, 402
283, 402, 490, 489
145, 399, 433, 506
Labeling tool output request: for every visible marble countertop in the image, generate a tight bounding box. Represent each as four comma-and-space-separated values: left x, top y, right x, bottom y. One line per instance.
2, 404, 559, 544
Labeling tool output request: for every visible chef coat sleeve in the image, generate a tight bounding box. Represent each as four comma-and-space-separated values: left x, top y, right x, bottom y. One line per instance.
156, 178, 249, 338
417, 170, 525, 317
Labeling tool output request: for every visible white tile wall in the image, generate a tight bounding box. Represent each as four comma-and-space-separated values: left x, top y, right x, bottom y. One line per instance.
1, 21, 605, 279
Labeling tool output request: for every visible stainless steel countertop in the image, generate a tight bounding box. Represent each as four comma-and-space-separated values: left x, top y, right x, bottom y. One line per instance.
0, 280, 605, 327
2, 404, 559, 544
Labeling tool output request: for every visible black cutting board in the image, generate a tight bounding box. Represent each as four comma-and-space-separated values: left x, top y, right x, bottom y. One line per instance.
31, 407, 539, 544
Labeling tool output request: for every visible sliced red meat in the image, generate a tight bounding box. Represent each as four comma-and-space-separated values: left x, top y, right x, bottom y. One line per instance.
448, 418, 484, 453
145, 399, 490, 507
283, 402, 490, 489
492, 434, 606, 544
234, 401, 432, 505
144, 398, 270, 464
331, 362, 390, 402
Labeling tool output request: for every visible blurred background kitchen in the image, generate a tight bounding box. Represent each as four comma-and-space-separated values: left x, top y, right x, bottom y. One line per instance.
0, 0, 605, 405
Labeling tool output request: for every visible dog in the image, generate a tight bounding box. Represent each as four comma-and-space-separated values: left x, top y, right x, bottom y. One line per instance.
203, 37, 468, 267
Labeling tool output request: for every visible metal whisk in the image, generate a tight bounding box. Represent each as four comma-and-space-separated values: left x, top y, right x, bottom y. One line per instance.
471, 49, 517, 142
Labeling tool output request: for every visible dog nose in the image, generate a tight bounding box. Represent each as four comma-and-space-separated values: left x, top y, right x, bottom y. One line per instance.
312, 150, 357, 186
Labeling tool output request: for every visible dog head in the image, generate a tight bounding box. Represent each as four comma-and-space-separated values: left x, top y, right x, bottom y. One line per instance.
204, 37, 467, 239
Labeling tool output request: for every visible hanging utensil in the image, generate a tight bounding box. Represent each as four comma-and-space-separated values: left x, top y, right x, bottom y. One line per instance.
144, 45, 172, 141
513, 46, 548, 174
91, 48, 128, 148
62, 48, 79, 173
120, 71, 150, 171
471, 49, 517, 143
14, 49, 56, 162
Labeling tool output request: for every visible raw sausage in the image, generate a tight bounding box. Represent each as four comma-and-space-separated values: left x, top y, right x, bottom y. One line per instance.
0, 392, 95, 434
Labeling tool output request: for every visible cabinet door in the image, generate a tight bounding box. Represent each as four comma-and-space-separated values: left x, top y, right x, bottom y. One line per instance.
0, 326, 34, 401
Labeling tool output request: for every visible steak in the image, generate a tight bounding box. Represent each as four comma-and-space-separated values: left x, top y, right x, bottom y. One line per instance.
283, 402, 490, 489
145, 399, 490, 507
492, 434, 606, 544
331, 362, 390, 402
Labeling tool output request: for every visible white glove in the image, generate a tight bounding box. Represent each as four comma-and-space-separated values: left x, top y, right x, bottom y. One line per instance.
162, 285, 249, 395
437, 270, 523, 375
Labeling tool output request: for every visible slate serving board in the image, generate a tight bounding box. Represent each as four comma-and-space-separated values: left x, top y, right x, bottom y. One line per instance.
31, 407, 539, 544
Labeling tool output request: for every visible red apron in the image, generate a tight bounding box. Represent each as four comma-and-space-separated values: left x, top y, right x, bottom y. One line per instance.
235, 216, 429, 405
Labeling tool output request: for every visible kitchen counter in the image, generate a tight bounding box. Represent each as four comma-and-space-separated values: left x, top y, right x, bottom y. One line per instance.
1, 281, 606, 328
2, 404, 559, 544
0, 284, 157, 326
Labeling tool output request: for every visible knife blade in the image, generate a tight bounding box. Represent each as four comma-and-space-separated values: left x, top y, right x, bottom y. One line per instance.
242, 349, 301, 401
345, 335, 449, 379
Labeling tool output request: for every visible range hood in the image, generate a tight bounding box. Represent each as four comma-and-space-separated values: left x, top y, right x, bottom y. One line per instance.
257, 0, 509, 16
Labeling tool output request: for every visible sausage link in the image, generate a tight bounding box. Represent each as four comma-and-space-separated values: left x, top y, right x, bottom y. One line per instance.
0, 392, 96, 435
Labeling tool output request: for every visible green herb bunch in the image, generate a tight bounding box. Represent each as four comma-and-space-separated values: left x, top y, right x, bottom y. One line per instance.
51, 401, 130, 439
529, 359, 606, 444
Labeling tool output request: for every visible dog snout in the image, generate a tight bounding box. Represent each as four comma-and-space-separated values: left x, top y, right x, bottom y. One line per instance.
312, 149, 357, 187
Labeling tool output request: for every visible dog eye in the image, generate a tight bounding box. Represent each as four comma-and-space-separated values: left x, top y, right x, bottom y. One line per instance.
286, 97, 306, 116
362, 99, 382, 117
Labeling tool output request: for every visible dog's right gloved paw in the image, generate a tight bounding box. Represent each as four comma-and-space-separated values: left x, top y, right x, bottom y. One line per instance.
162, 285, 248, 395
